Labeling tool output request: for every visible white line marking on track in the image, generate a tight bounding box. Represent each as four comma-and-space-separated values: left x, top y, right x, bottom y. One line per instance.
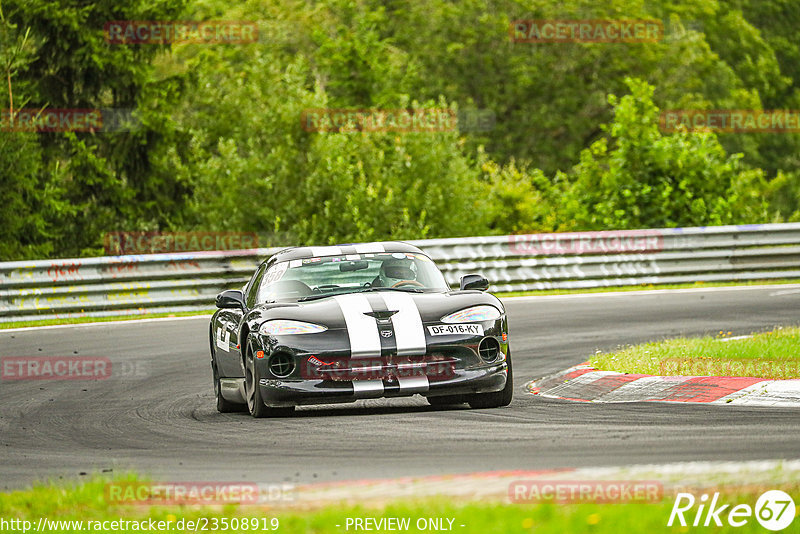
770, 288, 800, 296
502, 283, 800, 301
0, 314, 212, 333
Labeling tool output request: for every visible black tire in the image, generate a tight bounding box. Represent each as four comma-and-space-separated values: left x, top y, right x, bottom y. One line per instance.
212, 361, 246, 413
244, 343, 294, 418
426, 395, 465, 406
210, 328, 246, 413
467, 349, 513, 409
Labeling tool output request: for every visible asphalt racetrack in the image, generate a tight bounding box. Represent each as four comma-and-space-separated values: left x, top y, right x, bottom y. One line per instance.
1, 285, 799, 491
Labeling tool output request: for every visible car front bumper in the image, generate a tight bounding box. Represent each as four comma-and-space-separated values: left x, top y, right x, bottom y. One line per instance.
256, 360, 508, 407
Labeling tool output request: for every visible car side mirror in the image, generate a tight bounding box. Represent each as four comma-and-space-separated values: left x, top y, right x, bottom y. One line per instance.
216, 289, 245, 309
459, 274, 489, 292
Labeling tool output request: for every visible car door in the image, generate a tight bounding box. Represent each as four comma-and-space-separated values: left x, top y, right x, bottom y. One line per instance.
214, 263, 266, 378
214, 301, 244, 377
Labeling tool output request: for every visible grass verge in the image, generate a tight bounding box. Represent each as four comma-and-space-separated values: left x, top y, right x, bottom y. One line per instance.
590, 326, 800, 379
1, 475, 796, 533
0, 310, 214, 330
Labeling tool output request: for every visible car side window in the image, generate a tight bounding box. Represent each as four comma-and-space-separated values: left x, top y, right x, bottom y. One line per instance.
245, 263, 268, 308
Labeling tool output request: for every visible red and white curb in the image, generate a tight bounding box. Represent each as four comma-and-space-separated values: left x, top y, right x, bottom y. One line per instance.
526, 364, 800, 407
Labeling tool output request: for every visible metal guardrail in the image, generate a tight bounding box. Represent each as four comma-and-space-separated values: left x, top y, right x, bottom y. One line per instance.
2, 223, 800, 322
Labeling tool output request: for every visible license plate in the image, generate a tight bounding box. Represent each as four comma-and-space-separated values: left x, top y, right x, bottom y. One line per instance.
427, 324, 484, 336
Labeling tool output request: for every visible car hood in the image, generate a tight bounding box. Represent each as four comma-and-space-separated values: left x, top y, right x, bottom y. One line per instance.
248, 290, 503, 329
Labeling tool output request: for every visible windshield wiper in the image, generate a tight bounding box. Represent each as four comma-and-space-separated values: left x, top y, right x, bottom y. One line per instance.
298, 286, 423, 302
360, 286, 424, 293
297, 292, 349, 302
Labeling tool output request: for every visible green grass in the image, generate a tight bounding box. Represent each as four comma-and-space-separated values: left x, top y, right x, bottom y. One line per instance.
1, 475, 796, 533
590, 327, 800, 379
495, 278, 800, 298
0, 310, 214, 330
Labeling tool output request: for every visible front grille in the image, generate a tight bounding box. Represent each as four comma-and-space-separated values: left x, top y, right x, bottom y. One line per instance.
268, 353, 295, 378
309, 355, 458, 382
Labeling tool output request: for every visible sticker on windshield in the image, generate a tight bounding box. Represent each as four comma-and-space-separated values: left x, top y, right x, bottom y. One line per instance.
264, 262, 288, 284
427, 324, 484, 336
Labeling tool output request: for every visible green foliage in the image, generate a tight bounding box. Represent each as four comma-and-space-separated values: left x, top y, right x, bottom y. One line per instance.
163, 31, 487, 244
0, 131, 53, 260
478, 153, 563, 234
559, 78, 769, 229
1, 0, 189, 258
300, 125, 490, 243
2, 0, 800, 260
0, 7, 62, 260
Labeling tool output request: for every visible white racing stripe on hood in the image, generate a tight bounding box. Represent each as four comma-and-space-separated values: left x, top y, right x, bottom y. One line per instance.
311, 246, 342, 257
354, 243, 385, 253
333, 294, 382, 358
380, 292, 427, 356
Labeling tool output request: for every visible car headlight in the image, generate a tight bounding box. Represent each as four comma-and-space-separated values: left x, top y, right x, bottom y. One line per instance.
259, 320, 328, 335
441, 305, 501, 323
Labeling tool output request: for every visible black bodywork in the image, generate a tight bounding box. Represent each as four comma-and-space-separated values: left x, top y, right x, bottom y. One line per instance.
209, 242, 512, 417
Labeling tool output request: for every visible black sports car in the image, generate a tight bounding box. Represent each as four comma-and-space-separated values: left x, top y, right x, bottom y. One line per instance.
209, 241, 512, 417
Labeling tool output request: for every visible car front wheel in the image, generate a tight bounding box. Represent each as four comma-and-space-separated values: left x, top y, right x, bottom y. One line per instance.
213, 361, 246, 413
244, 343, 294, 418
466, 348, 513, 409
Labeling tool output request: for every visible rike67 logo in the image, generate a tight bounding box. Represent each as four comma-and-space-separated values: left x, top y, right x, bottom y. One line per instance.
668, 490, 796, 531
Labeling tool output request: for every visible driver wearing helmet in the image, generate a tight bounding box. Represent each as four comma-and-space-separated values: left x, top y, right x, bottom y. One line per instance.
372, 258, 417, 287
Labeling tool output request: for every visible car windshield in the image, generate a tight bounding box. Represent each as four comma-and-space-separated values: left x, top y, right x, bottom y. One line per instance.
256, 252, 450, 303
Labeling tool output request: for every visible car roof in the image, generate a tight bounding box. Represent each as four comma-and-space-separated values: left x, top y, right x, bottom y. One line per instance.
266, 241, 425, 263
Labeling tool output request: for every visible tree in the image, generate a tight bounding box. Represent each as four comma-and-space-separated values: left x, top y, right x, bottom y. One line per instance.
560, 78, 769, 229
3, 0, 189, 257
